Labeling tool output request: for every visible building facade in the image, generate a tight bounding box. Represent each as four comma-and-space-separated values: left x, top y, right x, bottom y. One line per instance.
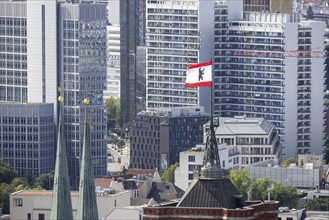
0, 0, 58, 117
129, 107, 209, 171
0, 103, 54, 177
58, 2, 108, 188
243, 0, 294, 13
145, 0, 214, 112
209, 116, 281, 166
10, 190, 129, 220
105, 25, 121, 99
214, 3, 326, 158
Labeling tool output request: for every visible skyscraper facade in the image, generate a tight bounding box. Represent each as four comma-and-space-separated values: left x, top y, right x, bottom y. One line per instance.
0, 103, 55, 177
215, 2, 326, 158
105, 24, 121, 99
0, 0, 58, 117
145, 0, 214, 112
0, 0, 57, 176
58, 2, 108, 188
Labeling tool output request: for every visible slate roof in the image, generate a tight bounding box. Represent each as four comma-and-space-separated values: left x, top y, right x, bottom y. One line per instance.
147, 182, 184, 203
177, 177, 245, 209
214, 117, 273, 135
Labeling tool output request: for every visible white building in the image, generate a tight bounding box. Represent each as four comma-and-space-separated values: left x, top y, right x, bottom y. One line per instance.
145, 0, 214, 112
175, 116, 280, 191
105, 24, 121, 99
175, 143, 243, 191
10, 190, 130, 220
214, 0, 326, 159
208, 116, 281, 166
0, 0, 58, 119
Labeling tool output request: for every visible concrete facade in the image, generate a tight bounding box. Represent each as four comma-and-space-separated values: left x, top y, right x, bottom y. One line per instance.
145, 0, 214, 112
0, 0, 58, 120
215, 3, 326, 158
0, 103, 54, 177
129, 107, 208, 171
10, 190, 129, 220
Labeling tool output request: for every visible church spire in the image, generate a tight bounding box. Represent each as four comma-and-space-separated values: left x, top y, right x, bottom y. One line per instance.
50, 88, 74, 220
76, 98, 99, 220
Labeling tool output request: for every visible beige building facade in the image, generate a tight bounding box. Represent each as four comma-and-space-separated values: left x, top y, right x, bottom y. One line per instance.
10, 190, 130, 220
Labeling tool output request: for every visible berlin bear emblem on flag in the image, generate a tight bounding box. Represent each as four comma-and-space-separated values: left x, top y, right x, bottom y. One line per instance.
198, 68, 205, 81
185, 60, 212, 87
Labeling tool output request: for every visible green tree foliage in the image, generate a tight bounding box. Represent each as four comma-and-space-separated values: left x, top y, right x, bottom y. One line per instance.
304, 198, 329, 211
0, 183, 14, 214
229, 169, 298, 208
324, 137, 329, 164
161, 163, 179, 183
33, 173, 54, 190
306, 5, 314, 20
271, 182, 297, 208
229, 169, 253, 199
0, 160, 17, 184
105, 97, 120, 131
282, 158, 298, 167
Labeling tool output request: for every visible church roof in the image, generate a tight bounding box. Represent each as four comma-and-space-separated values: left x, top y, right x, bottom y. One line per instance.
76, 117, 99, 220
177, 177, 245, 209
50, 105, 73, 220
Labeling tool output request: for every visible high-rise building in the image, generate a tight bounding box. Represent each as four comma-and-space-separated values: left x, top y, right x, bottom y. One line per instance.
120, 0, 138, 125
145, 0, 214, 112
129, 107, 208, 171
58, 2, 108, 188
0, 103, 55, 177
105, 24, 121, 99
215, 2, 326, 159
0, 0, 57, 176
0, 0, 58, 118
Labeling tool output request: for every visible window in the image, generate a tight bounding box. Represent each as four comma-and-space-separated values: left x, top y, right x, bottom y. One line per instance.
188, 173, 194, 180
38, 214, 45, 220
14, 198, 23, 207
27, 213, 31, 220
188, 155, 195, 162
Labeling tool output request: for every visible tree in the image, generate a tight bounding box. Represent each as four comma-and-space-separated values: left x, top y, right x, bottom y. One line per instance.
249, 177, 274, 201
229, 169, 298, 208
229, 169, 253, 199
0, 183, 15, 214
0, 160, 17, 184
304, 198, 329, 211
271, 182, 297, 208
324, 137, 329, 164
105, 97, 120, 131
34, 173, 54, 190
161, 163, 179, 184
306, 5, 314, 20
282, 158, 298, 167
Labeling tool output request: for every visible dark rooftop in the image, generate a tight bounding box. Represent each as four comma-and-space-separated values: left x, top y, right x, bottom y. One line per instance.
177, 177, 245, 209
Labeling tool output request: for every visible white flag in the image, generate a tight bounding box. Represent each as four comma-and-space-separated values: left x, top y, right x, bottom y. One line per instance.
185, 60, 212, 88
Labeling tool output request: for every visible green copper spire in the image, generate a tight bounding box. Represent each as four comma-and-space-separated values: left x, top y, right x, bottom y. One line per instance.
50, 94, 74, 220
76, 102, 99, 220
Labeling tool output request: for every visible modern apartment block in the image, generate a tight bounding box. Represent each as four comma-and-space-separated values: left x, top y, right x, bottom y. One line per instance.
129, 107, 209, 171
105, 24, 121, 99
0, 0, 58, 117
58, 2, 108, 188
175, 116, 280, 191
214, 2, 326, 158
208, 116, 281, 165
0, 103, 54, 177
145, 0, 214, 112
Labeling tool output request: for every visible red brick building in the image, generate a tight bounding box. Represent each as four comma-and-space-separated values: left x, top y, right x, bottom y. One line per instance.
144, 202, 278, 220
